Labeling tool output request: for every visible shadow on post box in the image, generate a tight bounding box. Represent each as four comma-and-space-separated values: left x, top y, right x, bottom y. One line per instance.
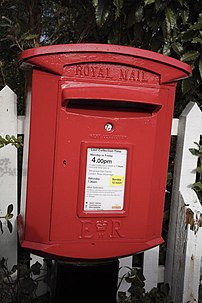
17, 44, 191, 261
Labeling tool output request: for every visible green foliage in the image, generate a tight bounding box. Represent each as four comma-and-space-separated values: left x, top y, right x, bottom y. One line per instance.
189, 141, 202, 202
0, 135, 23, 149
117, 267, 173, 303
0, 257, 50, 303
0, 204, 14, 235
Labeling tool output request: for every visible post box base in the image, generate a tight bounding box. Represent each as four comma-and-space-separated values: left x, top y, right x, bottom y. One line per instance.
20, 238, 164, 260
51, 259, 119, 303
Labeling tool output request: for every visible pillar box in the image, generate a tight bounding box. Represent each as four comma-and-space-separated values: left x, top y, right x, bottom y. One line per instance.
17, 44, 191, 260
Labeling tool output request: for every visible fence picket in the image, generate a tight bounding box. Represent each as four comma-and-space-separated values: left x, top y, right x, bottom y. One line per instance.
165, 102, 202, 303
0, 86, 18, 270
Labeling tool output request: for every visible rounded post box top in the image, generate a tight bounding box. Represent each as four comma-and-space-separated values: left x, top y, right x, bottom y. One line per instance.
19, 43, 192, 84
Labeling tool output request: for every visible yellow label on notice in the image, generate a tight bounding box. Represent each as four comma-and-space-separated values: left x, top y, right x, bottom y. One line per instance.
110, 176, 124, 186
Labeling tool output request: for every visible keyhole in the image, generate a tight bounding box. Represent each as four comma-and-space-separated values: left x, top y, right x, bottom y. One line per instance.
105, 123, 113, 132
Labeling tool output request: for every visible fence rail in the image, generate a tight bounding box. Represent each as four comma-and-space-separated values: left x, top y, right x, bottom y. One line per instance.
0, 85, 202, 302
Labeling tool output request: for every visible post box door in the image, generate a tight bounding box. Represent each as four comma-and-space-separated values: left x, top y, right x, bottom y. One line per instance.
49, 82, 172, 258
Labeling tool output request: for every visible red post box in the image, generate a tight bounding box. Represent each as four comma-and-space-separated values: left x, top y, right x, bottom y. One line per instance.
18, 44, 191, 260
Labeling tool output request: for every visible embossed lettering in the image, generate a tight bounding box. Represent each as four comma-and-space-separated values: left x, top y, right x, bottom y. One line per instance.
80, 220, 93, 239
120, 68, 148, 82
75, 65, 83, 76
106, 67, 112, 79
91, 66, 97, 77
90, 134, 102, 139
75, 65, 113, 80
110, 220, 125, 238
129, 70, 136, 81
79, 219, 125, 239
65, 64, 157, 84
84, 65, 90, 76
97, 68, 104, 78
96, 219, 108, 238
119, 69, 128, 80
141, 71, 147, 82
67, 64, 156, 83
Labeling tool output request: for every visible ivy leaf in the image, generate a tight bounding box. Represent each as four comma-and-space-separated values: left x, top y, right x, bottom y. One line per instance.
5, 134, 10, 141
180, 9, 189, 25
113, 0, 124, 19
134, 5, 144, 23
190, 22, 202, 30
191, 37, 202, 44
31, 261, 42, 275
165, 8, 177, 37
163, 42, 171, 56
93, 0, 111, 28
171, 42, 183, 55
181, 29, 196, 42
7, 220, 13, 233
193, 182, 202, 191
181, 51, 199, 62
196, 166, 202, 173
24, 34, 39, 41
189, 148, 199, 156
7, 204, 13, 215
144, 0, 155, 5
193, 141, 200, 148
5, 214, 13, 220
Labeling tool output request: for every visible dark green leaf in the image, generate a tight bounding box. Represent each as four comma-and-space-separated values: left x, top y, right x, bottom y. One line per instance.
190, 22, 202, 30
11, 265, 18, 273
5, 134, 10, 141
191, 37, 202, 43
24, 34, 39, 41
5, 214, 13, 220
181, 30, 196, 42
31, 261, 42, 275
189, 148, 199, 156
113, 0, 124, 19
0, 220, 3, 234
7, 220, 13, 233
93, 0, 111, 28
193, 182, 202, 190
180, 9, 189, 25
7, 204, 13, 215
181, 51, 199, 62
196, 166, 202, 173
165, 8, 177, 36
194, 142, 200, 148
163, 42, 171, 56
171, 42, 183, 55
144, 0, 155, 5
135, 5, 144, 23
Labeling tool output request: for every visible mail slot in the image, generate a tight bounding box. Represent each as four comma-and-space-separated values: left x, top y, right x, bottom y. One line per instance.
17, 44, 191, 260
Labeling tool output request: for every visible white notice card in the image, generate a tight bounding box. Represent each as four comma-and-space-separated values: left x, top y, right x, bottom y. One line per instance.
84, 148, 127, 211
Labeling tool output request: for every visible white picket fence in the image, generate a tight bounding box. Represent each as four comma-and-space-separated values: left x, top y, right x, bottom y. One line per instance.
0, 85, 202, 302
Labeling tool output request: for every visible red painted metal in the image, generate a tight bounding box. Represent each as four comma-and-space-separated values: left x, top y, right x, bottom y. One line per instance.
18, 44, 191, 260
